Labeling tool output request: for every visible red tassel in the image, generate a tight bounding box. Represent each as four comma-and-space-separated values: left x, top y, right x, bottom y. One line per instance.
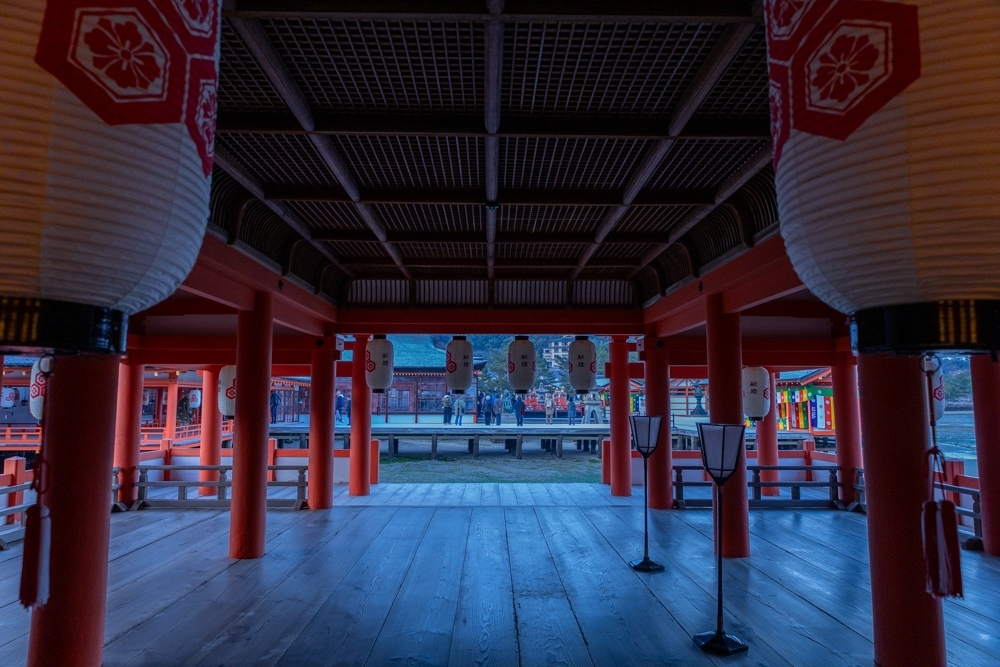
18, 504, 50, 609
922, 500, 963, 598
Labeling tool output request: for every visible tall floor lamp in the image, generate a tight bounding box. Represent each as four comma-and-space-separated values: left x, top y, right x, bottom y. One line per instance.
695, 422, 749, 655
629, 414, 663, 572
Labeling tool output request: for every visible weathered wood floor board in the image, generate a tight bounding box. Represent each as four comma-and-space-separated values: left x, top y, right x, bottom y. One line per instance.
0, 483, 998, 666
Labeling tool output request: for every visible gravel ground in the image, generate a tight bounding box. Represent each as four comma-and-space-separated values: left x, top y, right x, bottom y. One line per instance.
377, 435, 602, 483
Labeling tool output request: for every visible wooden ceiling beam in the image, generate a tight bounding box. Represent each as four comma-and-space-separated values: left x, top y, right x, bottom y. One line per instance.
336, 257, 639, 269
312, 230, 686, 245
484, 3, 504, 282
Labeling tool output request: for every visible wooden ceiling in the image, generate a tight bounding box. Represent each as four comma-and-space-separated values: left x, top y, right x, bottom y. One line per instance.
211, 1, 776, 310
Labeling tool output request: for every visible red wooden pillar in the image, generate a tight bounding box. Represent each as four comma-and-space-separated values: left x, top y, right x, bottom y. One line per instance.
971, 355, 1000, 556
164, 373, 179, 440
858, 353, 945, 667
609, 335, 632, 496
756, 371, 780, 497
832, 356, 864, 505
113, 358, 144, 505
642, 337, 673, 508
229, 291, 273, 559
199, 365, 223, 496
26, 354, 119, 667
705, 293, 750, 557
309, 347, 337, 509
350, 336, 372, 496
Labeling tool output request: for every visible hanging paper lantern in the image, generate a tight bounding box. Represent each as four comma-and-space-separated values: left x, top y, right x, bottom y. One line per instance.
568, 336, 597, 395
187, 389, 202, 409
508, 336, 536, 394
921, 358, 946, 423
218, 365, 236, 416
0, 0, 223, 354
445, 336, 474, 394
1, 387, 16, 409
29, 358, 50, 420
742, 366, 771, 421
366, 335, 394, 393
765, 0, 1000, 353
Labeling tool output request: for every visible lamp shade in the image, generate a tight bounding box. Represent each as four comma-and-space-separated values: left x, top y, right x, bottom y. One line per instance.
741, 366, 771, 421
28, 358, 50, 420
0, 0, 222, 354
445, 336, 474, 394
765, 0, 1000, 353
218, 364, 236, 416
365, 335, 394, 393
697, 422, 746, 485
629, 414, 662, 458
568, 336, 597, 395
1, 387, 16, 409
507, 336, 536, 394
187, 388, 202, 409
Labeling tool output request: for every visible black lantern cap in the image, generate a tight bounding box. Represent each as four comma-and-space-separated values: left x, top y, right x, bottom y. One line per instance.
696, 422, 746, 486
0, 297, 127, 354
629, 415, 662, 458
853, 300, 1000, 354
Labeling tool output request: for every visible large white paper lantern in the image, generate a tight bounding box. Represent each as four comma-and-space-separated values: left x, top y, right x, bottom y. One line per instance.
366, 335, 394, 393
218, 365, 236, 416
508, 336, 536, 394
28, 358, 50, 420
0, 0, 222, 353
568, 336, 597, 395
187, 389, 202, 409
1, 387, 16, 409
742, 366, 771, 421
765, 0, 1000, 353
445, 336, 474, 394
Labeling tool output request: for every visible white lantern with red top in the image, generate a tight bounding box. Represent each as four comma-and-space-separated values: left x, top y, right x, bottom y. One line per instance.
366, 335, 394, 393
28, 358, 50, 420
218, 365, 236, 416
0, 0, 222, 354
445, 336, 474, 394
741, 366, 771, 421
765, 0, 1000, 354
568, 336, 597, 395
507, 336, 536, 394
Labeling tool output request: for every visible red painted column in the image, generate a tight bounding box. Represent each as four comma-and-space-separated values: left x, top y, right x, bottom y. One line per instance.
609, 335, 632, 496
705, 293, 749, 557
26, 354, 119, 667
113, 358, 144, 505
199, 365, 223, 496
643, 337, 673, 508
756, 370, 780, 497
971, 355, 1000, 556
164, 373, 179, 440
229, 291, 273, 559
832, 356, 864, 505
309, 347, 337, 509
350, 336, 372, 496
858, 353, 945, 667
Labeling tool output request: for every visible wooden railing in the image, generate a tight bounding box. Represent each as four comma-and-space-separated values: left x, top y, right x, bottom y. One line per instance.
0, 481, 31, 549
129, 464, 308, 511
0, 425, 42, 449
673, 464, 843, 510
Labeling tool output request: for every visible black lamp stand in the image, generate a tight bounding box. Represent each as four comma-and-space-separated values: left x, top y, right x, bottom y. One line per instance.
630, 454, 664, 572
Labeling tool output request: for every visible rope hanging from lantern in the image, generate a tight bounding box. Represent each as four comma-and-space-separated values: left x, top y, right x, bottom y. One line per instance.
920, 354, 963, 599
19, 355, 54, 609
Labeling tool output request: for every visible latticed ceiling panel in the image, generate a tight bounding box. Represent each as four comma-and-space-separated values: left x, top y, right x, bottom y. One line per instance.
238, 201, 299, 266
216, 133, 338, 186
264, 19, 484, 113
398, 242, 484, 260
496, 243, 584, 260
614, 205, 694, 234
218, 21, 287, 110
502, 22, 724, 117
685, 205, 743, 267
693, 26, 769, 118
648, 139, 770, 191
594, 243, 647, 260
578, 266, 630, 278
290, 244, 328, 287
373, 204, 485, 234
327, 240, 391, 259
498, 205, 610, 235
334, 136, 483, 189
286, 201, 369, 231
500, 138, 650, 190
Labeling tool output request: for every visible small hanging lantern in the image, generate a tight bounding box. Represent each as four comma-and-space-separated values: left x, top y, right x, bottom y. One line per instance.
765, 1, 1000, 354
28, 358, 50, 420
187, 389, 202, 409
0, 1, 223, 354
218, 365, 236, 416
568, 336, 597, 395
366, 335, 394, 393
445, 336, 474, 394
1, 387, 16, 409
920, 357, 945, 423
507, 336, 536, 394
741, 367, 771, 421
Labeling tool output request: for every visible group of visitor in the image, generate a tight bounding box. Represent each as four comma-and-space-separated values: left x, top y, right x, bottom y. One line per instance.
442, 394, 468, 425
335, 391, 351, 425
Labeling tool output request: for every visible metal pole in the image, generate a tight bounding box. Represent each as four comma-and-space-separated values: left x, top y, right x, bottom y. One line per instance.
716, 483, 725, 636
643, 457, 650, 560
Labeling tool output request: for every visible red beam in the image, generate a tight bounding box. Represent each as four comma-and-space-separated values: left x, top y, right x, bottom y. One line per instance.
336, 308, 644, 335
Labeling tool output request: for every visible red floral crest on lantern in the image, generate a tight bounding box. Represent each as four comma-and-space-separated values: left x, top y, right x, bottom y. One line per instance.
765, 0, 920, 167
34, 1, 221, 176
365, 350, 376, 373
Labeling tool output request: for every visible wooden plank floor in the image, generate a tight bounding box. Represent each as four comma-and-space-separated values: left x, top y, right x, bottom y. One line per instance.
1, 484, 999, 666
